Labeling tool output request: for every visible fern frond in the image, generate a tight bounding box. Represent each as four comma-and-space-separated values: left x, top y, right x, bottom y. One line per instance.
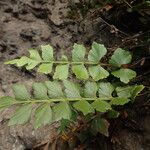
0, 81, 144, 129
2, 42, 145, 136
5, 42, 136, 83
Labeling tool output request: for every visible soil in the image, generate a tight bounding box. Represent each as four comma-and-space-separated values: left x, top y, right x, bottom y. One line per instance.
0, 0, 150, 150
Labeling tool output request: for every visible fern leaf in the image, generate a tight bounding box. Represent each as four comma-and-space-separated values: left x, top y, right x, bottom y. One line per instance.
72, 64, 89, 80
92, 100, 111, 112
63, 80, 81, 98
54, 64, 69, 80
98, 82, 114, 99
91, 118, 109, 137
12, 84, 30, 100
84, 81, 97, 98
8, 104, 32, 126
0, 96, 16, 110
45, 81, 64, 98
72, 43, 86, 61
89, 65, 109, 81
33, 83, 48, 99
109, 48, 132, 67
112, 69, 136, 83
34, 103, 52, 129
110, 97, 130, 105
116, 85, 144, 100
73, 100, 94, 115
52, 102, 72, 121
88, 42, 107, 63
41, 45, 54, 61
38, 63, 53, 74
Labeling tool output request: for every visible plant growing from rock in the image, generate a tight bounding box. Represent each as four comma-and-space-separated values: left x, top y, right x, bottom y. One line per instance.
0, 42, 144, 136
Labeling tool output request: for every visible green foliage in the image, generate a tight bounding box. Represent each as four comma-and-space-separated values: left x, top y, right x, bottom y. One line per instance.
116, 85, 144, 101
109, 48, 132, 67
8, 104, 32, 126
12, 84, 30, 100
0, 80, 143, 131
107, 110, 120, 118
110, 97, 130, 105
0, 97, 16, 109
84, 81, 97, 98
52, 102, 72, 122
92, 100, 111, 112
45, 81, 63, 98
6, 42, 136, 83
34, 103, 52, 129
1, 42, 144, 137
98, 82, 114, 98
73, 100, 94, 115
88, 42, 107, 62
89, 65, 109, 81
91, 117, 110, 137
112, 69, 137, 83
72, 64, 89, 79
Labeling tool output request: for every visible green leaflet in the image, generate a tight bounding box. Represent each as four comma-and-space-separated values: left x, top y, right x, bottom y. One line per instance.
109, 48, 132, 67
45, 81, 64, 98
110, 97, 130, 105
41, 45, 54, 61
6, 49, 42, 70
5, 59, 21, 66
92, 100, 111, 112
84, 81, 97, 98
5, 56, 30, 67
59, 119, 70, 133
26, 50, 42, 70
34, 103, 52, 129
107, 110, 120, 118
88, 42, 107, 63
116, 85, 144, 100
131, 85, 144, 100
72, 44, 89, 80
146, 1, 150, 4
116, 86, 134, 98
25, 60, 40, 70
29, 49, 42, 61
98, 82, 114, 99
33, 83, 48, 99
89, 65, 109, 81
72, 64, 89, 80
8, 104, 32, 126
5, 53, 40, 70
13, 50, 41, 70
91, 118, 110, 136
72, 43, 86, 61
63, 80, 81, 98
54, 64, 69, 80
52, 102, 72, 121
6, 45, 53, 73
73, 100, 94, 115
12, 84, 30, 100
54, 55, 69, 80
112, 69, 137, 83
0, 96, 16, 110
38, 63, 53, 74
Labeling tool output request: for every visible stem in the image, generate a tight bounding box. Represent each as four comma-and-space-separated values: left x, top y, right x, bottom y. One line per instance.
14, 97, 114, 104
42, 61, 109, 66
123, 0, 132, 8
